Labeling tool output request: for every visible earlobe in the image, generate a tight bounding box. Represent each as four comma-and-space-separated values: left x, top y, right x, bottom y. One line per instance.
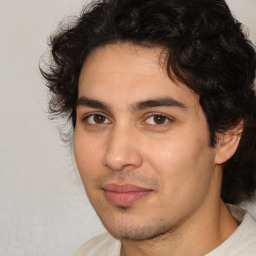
215, 121, 243, 165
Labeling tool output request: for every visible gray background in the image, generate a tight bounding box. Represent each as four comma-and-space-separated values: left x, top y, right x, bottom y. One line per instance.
0, 0, 256, 255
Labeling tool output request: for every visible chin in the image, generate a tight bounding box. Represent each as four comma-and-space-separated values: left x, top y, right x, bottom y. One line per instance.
109, 224, 174, 241
99, 213, 175, 241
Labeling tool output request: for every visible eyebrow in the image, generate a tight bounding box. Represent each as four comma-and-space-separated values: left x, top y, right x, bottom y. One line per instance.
131, 97, 186, 111
76, 96, 186, 112
76, 97, 111, 111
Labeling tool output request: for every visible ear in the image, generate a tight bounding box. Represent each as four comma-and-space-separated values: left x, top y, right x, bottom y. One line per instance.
215, 121, 243, 165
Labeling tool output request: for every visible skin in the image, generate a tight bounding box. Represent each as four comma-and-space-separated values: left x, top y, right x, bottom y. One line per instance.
73, 43, 241, 256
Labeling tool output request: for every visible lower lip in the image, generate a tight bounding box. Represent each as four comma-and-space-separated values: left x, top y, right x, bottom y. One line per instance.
104, 190, 152, 207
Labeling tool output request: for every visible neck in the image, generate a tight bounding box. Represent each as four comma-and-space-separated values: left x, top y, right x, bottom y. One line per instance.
120, 201, 239, 256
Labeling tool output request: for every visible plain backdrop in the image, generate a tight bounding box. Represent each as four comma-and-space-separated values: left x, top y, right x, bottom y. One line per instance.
0, 0, 256, 255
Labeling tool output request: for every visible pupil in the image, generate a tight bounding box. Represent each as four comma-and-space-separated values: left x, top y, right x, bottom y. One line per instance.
154, 115, 165, 124
94, 115, 105, 124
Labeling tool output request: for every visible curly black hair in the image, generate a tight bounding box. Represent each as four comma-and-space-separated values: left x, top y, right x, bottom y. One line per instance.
40, 0, 256, 204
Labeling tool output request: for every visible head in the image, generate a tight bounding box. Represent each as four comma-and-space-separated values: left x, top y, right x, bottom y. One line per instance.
41, 0, 256, 240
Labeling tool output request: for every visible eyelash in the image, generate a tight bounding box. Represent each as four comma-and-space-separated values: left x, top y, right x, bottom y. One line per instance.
81, 112, 111, 125
81, 112, 173, 127
143, 113, 173, 126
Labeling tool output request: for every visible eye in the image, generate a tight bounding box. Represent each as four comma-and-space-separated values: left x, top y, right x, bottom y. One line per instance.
84, 114, 111, 125
144, 114, 171, 125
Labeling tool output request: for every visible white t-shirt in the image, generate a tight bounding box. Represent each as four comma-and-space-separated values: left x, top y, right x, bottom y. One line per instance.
73, 205, 256, 256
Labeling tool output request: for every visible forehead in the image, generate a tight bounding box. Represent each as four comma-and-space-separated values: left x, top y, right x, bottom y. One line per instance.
82, 43, 162, 74
78, 43, 198, 109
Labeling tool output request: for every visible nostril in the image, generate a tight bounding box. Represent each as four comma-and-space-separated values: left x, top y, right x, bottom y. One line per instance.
102, 148, 143, 171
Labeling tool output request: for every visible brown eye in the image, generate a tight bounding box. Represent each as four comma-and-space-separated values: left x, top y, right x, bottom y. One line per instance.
93, 114, 106, 124
86, 114, 111, 125
153, 115, 167, 124
145, 114, 170, 125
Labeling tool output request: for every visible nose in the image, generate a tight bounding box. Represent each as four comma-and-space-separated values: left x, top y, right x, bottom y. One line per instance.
101, 126, 143, 171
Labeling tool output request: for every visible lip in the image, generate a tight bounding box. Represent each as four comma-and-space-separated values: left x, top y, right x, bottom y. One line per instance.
103, 184, 153, 207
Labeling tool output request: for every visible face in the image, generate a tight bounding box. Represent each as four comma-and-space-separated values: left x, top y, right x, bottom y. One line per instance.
73, 43, 222, 241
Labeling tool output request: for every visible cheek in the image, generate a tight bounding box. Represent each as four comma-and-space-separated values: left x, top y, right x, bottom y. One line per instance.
147, 141, 216, 222
146, 133, 215, 196
73, 130, 104, 181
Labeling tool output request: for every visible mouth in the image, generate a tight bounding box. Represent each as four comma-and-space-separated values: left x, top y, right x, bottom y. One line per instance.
102, 183, 153, 207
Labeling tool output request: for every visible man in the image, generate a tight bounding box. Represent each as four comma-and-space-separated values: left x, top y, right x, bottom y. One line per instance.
41, 0, 256, 255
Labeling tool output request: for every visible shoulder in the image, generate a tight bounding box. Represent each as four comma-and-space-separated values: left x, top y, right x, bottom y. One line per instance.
72, 233, 121, 256
234, 212, 256, 254
207, 206, 256, 256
